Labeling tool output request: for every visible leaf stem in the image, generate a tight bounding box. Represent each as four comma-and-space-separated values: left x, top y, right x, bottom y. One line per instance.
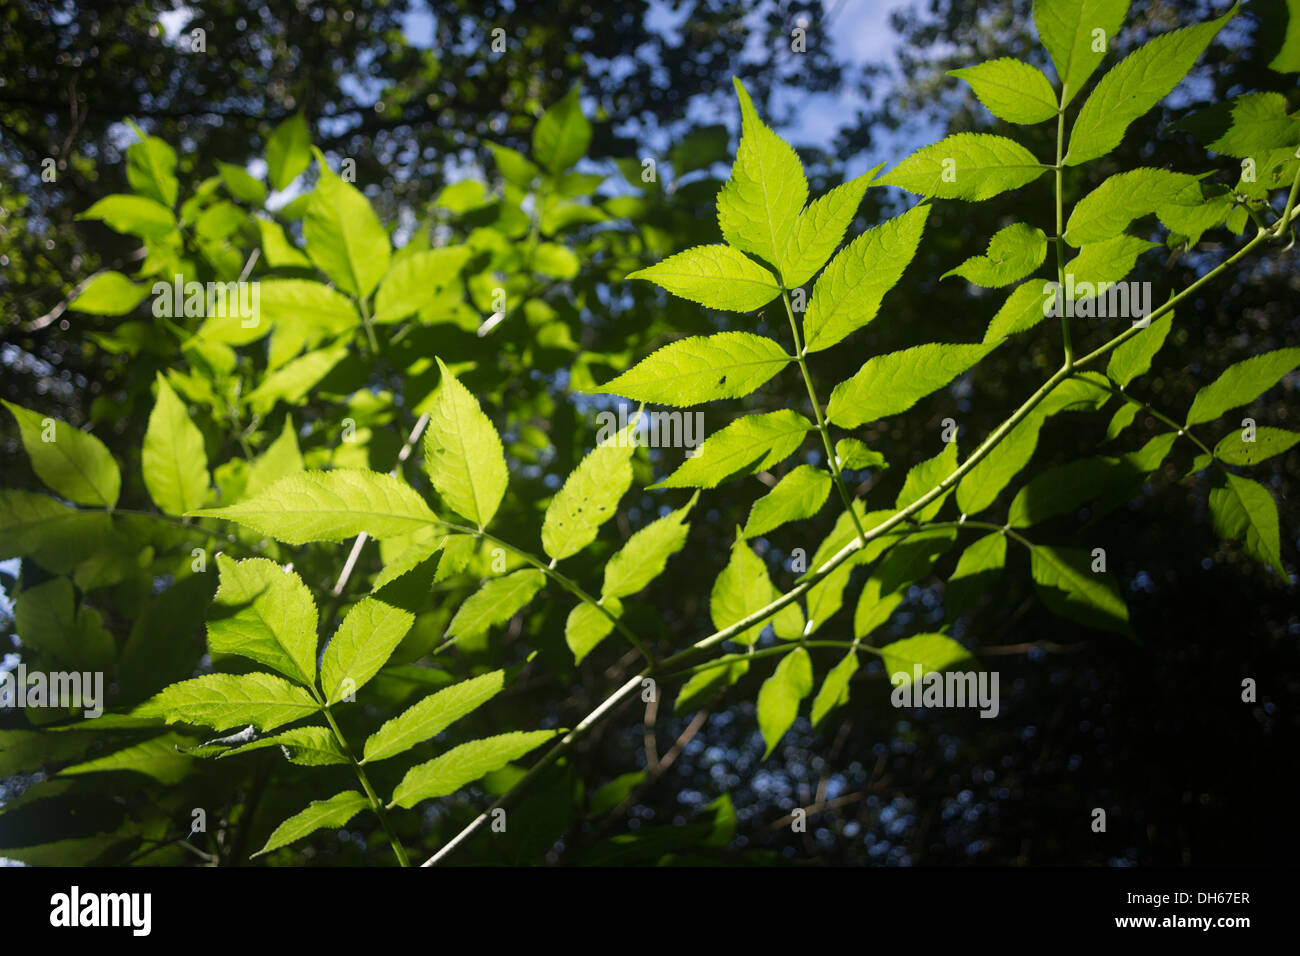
436, 523, 657, 667
1071, 229, 1266, 369
358, 295, 380, 354
419, 139, 1300, 870
1274, 151, 1300, 239
1075, 159, 1300, 371
779, 287, 866, 543
924, 519, 1035, 551
661, 639, 883, 684
420, 361, 1078, 867
1099, 379, 1214, 458
1054, 85, 1072, 365
420, 671, 647, 866
320, 703, 409, 867
91, 507, 260, 554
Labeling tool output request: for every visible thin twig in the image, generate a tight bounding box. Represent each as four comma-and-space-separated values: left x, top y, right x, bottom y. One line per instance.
331, 412, 430, 597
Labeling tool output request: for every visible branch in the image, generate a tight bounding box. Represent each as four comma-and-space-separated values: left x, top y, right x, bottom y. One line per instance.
418, 153, 1300, 869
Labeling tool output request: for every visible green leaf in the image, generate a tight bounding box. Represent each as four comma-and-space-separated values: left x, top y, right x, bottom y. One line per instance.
854, 577, 906, 639
1213, 427, 1300, 466
68, 272, 150, 315
676, 659, 750, 713
1034, 0, 1131, 106
445, 570, 546, 641
142, 374, 209, 516
743, 464, 831, 539
803, 204, 931, 352
373, 529, 449, 591
207, 555, 319, 685
881, 634, 977, 683
77, 194, 175, 239
955, 376, 1111, 515
125, 129, 178, 207
390, 730, 560, 808
836, 439, 888, 471
982, 279, 1055, 343
61, 732, 197, 785
303, 155, 390, 298
654, 410, 812, 489
1105, 403, 1140, 441
363, 670, 507, 763
320, 598, 415, 704
1125, 431, 1178, 474
1043, 371, 1115, 414
434, 179, 489, 215
1062, 235, 1157, 292
217, 162, 267, 205
256, 217, 312, 269
780, 166, 882, 288
1271, 0, 1300, 71
1178, 92, 1300, 157
872, 528, 961, 593
601, 493, 698, 599
0, 729, 94, 777
953, 423, 1035, 517
532, 86, 592, 173
566, 599, 623, 665
246, 417, 305, 497
945, 532, 1007, 622
808, 502, 884, 573
1186, 348, 1300, 426
716, 77, 807, 274
487, 142, 541, 186
1106, 311, 1174, 387
670, 124, 729, 177
1065, 169, 1202, 245
542, 425, 635, 561
942, 222, 1047, 287
589, 770, 646, 816
0, 491, 108, 573
430, 535, 477, 586
3, 401, 121, 507
1152, 184, 1237, 243
244, 347, 347, 414
373, 247, 473, 323
626, 244, 780, 312
532, 242, 581, 279
872, 522, 958, 593
220, 726, 348, 766
190, 470, 437, 544
195, 200, 245, 241
1008, 456, 1135, 527
135, 672, 320, 732
13, 577, 113, 671
896, 441, 960, 521
810, 651, 860, 728
265, 113, 312, 192
1065, 6, 1238, 165
1208, 473, 1286, 576
253, 791, 369, 858
756, 647, 813, 757
826, 343, 994, 429
711, 535, 802, 646
424, 358, 509, 527
878, 133, 1046, 201
949, 58, 1059, 123
206, 278, 357, 349
588, 333, 790, 407
1030, 545, 1131, 635
805, 562, 853, 635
